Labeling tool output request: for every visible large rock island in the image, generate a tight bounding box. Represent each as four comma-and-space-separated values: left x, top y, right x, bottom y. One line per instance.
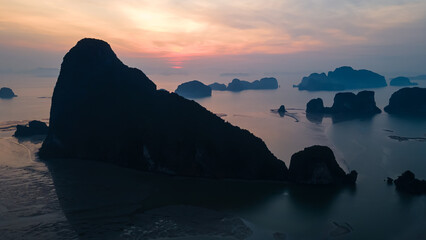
39, 38, 288, 181
295, 66, 387, 91
306, 91, 381, 122
384, 87, 426, 117
174, 80, 212, 98
288, 146, 357, 185
209, 77, 278, 92
0, 87, 17, 99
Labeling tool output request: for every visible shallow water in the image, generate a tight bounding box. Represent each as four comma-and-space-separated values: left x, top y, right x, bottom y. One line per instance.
1, 73, 426, 239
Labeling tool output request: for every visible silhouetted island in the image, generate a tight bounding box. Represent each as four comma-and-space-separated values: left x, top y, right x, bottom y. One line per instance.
208, 82, 227, 91
14, 120, 48, 137
0, 87, 17, 99
288, 146, 357, 185
389, 76, 417, 86
306, 91, 381, 122
295, 66, 387, 91
394, 171, 426, 195
174, 80, 212, 98
384, 87, 426, 117
270, 105, 288, 118
209, 77, 278, 92
38, 38, 288, 181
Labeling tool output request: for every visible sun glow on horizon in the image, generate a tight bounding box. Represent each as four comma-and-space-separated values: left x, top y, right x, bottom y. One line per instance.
1, 0, 426, 71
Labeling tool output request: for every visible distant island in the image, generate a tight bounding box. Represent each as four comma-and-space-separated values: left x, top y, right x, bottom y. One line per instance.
174, 80, 212, 98
295, 66, 387, 91
409, 74, 426, 80
384, 87, 426, 117
389, 76, 417, 86
38, 38, 288, 181
306, 91, 381, 122
209, 77, 278, 92
0, 87, 17, 99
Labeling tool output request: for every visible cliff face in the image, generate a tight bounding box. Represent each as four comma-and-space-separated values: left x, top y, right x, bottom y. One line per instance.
384, 87, 426, 117
296, 66, 387, 91
39, 38, 288, 181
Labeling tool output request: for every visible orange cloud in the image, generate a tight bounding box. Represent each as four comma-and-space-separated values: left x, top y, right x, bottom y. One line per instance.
1, 0, 425, 69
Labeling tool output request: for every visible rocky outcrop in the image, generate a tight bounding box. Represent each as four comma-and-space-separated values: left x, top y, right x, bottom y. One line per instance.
306, 91, 381, 121
296, 66, 387, 91
208, 83, 227, 91
306, 98, 324, 114
174, 80, 212, 98
0, 87, 17, 99
39, 38, 288, 181
384, 87, 426, 117
288, 145, 357, 185
394, 171, 426, 195
14, 120, 48, 137
210, 77, 278, 92
278, 105, 286, 113
389, 77, 417, 86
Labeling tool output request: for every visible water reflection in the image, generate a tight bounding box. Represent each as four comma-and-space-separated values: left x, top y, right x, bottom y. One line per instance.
306, 112, 378, 124
45, 158, 288, 239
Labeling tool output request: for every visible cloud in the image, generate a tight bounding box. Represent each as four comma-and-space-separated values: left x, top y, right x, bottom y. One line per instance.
0, 0, 425, 74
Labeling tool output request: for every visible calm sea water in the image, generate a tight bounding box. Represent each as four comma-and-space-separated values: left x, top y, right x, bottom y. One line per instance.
1, 73, 426, 239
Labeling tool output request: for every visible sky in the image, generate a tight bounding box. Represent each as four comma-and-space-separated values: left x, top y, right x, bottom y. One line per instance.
1, 0, 426, 78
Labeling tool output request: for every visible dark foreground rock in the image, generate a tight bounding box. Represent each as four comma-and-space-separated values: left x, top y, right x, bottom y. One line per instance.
0, 87, 17, 99
296, 66, 387, 91
389, 76, 417, 86
288, 146, 357, 185
39, 38, 288, 181
394, 171, 426, 195
208, 82, 227, 91
174, 80, 212, 98
384, 87, 426, 117
14, 120, 48, 137
210, 77, 279, 92
306, 91, 381, 122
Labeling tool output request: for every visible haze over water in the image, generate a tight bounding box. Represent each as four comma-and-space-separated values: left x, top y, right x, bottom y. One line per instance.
1, 73, 426, 239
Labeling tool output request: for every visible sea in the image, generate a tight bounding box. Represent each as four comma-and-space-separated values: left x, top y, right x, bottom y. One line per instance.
0, 72, 425, 240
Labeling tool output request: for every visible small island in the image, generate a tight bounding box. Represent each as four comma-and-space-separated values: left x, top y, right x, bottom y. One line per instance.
0, 87, 17, 99
394, 171, 426, 195
209, 77, 279, 92
384, 87, 426, 117
389, 76, 417, 86
14, 120, 48, 137
174, 80, 212, 98
295, 66, 387, 91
